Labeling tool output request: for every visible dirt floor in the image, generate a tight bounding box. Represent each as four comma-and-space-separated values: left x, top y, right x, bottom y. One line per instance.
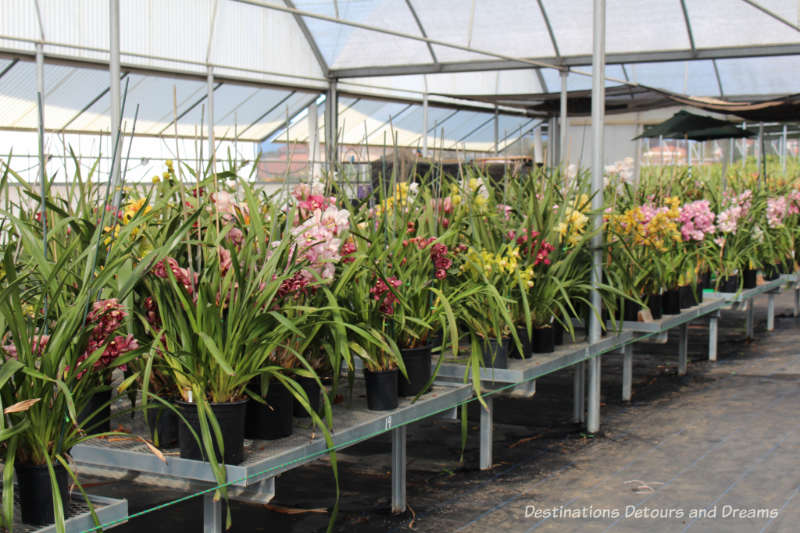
83, 290, 800, 532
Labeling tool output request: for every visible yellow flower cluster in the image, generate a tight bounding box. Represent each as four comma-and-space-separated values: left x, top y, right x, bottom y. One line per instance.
611, 197, 681, 252
463, 247, 535, 288
121, 197, 151, 224
152, 160, 174, 183
556, 195, 590, 247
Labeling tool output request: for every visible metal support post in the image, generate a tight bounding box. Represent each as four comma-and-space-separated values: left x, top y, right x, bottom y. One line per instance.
622, 343, 633, 401
559, 70, 568, 167
479, 396, 493, 470
109, 0, 122, 205
794, 288, 799, 317
767, 292, 775, 331
586, 0, 605, 435
203, 493, 222, 533
708, 311, 720, 361
422, 90, 429, 157
493, 105, 499, 154
391, 425, 407, 513
35, 42, 44, 190
207, 66, 215, 170
678, 323, 689, 376
746, 299, 755, 340
324, 81, 338, 173
308, 100, 319, 179
573, 361, 585, 423
782, 124, 788, 174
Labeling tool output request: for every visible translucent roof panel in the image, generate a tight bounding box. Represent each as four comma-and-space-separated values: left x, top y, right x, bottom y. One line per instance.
295, 0, 431, 69
685, 0, 800, 49
281, 97, 531, 152
0, 59, 318, 141
415, 0, 555, 64
625, 61, 720, 96
715, 55, 800, 97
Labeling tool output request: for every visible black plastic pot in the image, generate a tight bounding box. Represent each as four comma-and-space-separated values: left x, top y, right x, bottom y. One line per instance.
689, 284, 702, 306
647, 292, 663, 320
743, 269, 758, 289
482, 337, 510, 368
364, 369, 399, 411
623, 300, 640, 321
177, 399, 247, 464
533, 325, 555, 354
509, 327, 531, 359
763, 264, 780, 281
398, 344, 433, 397
719, 274, 740, 293
78, 389, 111, 434
662, 289, 681, 315
554, 321, 565, 345
246, 382, 293, 440
293, 376, 322, 417
699, 271, 712, 290
782, 258, 795, 274
679, 285, 692, 309
145, 401, 179, 448
15, 462, 69, 525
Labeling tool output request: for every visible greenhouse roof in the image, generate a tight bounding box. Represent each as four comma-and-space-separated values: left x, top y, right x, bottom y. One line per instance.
1, 0, 799, 145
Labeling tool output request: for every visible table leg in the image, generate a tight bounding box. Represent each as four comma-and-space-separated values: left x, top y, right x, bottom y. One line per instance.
622, 344, 633, 402
678, 323, 689, 376
708, 312, 719, 362
391, 425, 407, 513
587, 356, 601, 434
480, 396, 493, 470
767, 292, 775, 332
203, 493, 222, 533
573, 361, 585, 423
746, 299, 755, 340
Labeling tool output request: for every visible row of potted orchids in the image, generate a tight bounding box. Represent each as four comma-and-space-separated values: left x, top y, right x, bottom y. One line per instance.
2, 156, 800, 531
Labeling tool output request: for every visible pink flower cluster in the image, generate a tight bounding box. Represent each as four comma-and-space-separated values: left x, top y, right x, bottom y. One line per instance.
789, 191, 800, 215
767, 196, 788, 228
2, 335, 49, 359
717, 190, 753, 234
512, 229, 554, 266
77, 299, 138, 376
679, 200, 716, 241
370, 276, 402, 315
291, 206, 351, 281
292, 184, 336, 221
153, 258, 199, 297
431, 243, 452, 280
277, 270, 313, 301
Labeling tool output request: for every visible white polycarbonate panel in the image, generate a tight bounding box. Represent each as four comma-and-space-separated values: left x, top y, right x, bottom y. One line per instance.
210, 0, 325, 80
626, 61, 720, 96
415, 0, 555, 63
686, 0, 800, 49
295, 0, 431, 68
715, 56, 800, 97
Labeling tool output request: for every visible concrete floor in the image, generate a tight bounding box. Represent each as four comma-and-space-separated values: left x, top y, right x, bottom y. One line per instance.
85, 291, 800, 532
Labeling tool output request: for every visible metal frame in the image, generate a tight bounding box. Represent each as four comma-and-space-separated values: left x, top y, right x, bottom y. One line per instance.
73, 381, 470, 532
11, 493, 127, 533
283, 0, 329, 77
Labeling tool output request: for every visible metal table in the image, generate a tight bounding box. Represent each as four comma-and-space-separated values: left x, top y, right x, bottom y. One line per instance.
11, 493, 127, 533
436, 332, 633, 470
72, 381, 471, 532
705, 275, 795, 350
605, 298, 727, 401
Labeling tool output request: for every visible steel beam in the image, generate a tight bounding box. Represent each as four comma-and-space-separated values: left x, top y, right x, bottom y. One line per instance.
746, 299, 755, 340
109, 0, 121, 203
328, 43, 800, 78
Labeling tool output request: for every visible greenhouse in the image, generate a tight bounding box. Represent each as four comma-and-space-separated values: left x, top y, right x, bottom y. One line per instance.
1, 1, 800, 532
